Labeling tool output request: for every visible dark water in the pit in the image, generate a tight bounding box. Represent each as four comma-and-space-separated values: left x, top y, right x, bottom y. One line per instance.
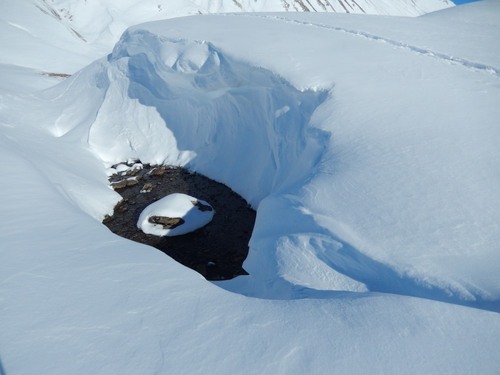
103, 164, 256, 280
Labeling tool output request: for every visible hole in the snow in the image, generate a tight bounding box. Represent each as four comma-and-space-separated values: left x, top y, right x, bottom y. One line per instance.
102, 161, 256, 281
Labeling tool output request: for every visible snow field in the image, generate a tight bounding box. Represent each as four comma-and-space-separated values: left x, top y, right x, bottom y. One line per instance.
1, 1, 500, 374
4, 0, 498, 307
0, 0, 453, 75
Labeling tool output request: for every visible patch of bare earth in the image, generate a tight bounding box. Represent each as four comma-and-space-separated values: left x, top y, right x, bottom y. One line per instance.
103, 162, 256, 280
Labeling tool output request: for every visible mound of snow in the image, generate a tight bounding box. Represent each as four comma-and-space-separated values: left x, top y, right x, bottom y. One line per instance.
138, 193, 214, 236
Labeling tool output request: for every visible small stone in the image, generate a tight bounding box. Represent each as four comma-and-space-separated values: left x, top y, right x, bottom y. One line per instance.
110, 176, 140, 190
140, 183, 154, 193
150, 166, 166, 176
125, 163, 143, 176
148, 216, 185, 229
111, 179, 128, 190
114, 199, 128, 213
117, 205, 128, 213
126, 176, 140, 186
191, 200, 213, 212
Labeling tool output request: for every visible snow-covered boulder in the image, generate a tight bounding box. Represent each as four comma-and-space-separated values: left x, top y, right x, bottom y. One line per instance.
137, 193, 214, 236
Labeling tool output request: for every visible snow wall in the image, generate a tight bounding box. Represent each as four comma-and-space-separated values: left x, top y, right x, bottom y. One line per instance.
47, 30, 328, 207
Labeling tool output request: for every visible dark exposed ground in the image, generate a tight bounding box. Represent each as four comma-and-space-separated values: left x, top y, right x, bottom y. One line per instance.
103, 162, 256, 280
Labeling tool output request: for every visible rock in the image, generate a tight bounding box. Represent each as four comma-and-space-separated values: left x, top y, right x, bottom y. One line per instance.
191, 200, 213, 212
140, 183, 154, 193
111, 176, 141, 190
111, 179, 128, 190
150, 166, 166, 176
126, 177, 140, 186
125, 163, 143, 176
148, 216, 185, 229
115, 199, 129, 213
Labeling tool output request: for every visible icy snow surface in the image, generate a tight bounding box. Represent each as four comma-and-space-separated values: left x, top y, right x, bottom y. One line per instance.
1, 1, 500, 374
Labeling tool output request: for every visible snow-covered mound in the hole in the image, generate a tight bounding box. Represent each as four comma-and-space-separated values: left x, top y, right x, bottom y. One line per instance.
138, 193, 214, 237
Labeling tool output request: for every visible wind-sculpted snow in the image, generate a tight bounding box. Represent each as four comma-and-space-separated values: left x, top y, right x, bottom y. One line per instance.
53, 30, 329, 206
38, 19, 500, 312
3, 3, 500, 374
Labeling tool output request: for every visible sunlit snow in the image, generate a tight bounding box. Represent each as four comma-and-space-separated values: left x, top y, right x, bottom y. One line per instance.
1, 0, 499, 374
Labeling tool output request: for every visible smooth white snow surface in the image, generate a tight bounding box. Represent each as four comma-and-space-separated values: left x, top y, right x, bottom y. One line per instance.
137, 193, 214, 236
1, 1, 500, 374
0, 0, 452, 73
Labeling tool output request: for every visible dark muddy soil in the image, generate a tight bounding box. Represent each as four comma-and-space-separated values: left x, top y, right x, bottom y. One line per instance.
103, 162, 256, 280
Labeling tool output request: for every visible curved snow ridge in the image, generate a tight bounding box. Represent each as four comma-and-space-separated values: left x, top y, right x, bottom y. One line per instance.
250, 14, 500, 78
234, 193, 500, 311
313, 233, 500, 310
72, 29, 330, 207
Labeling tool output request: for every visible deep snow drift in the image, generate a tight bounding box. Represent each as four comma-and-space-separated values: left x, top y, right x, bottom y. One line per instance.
1, 1, 500, 374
